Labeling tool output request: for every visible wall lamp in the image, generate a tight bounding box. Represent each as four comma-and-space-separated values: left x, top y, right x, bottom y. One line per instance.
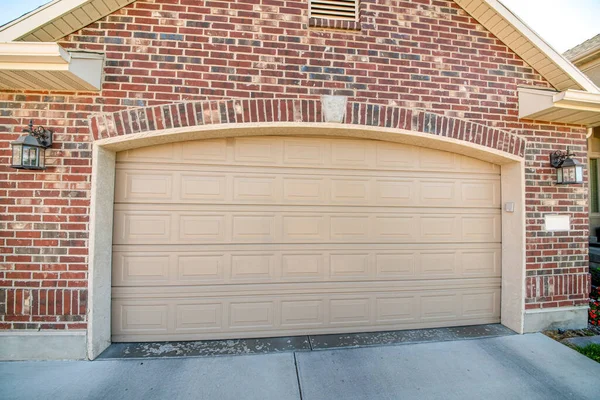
549, 147, 583, 184
11, 120, 53, 170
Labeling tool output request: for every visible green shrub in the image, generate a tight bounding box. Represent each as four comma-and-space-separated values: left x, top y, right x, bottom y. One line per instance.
576, 344, 600, 363
591, 299, 600, 326
591, 265, 600, 286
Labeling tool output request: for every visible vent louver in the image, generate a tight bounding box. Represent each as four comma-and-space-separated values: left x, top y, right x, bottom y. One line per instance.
310, 0, 359, 20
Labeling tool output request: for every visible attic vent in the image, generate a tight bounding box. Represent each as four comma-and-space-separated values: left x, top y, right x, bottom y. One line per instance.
310, 0, 359, 21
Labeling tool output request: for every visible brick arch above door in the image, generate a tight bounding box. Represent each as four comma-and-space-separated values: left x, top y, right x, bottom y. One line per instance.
89, 98, 526, 159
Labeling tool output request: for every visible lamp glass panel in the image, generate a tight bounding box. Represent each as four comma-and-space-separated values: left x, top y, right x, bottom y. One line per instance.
39, 148, 45, 168
563, 165, 576, 183
22, 145, 30, 165
12, 144, 22, 166
557, 168, 563, 184
575, 165, 583, 183
29, 147, 37, 167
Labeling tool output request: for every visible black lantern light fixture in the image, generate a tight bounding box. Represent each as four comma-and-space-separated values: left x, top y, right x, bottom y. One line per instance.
11, 120, 53, 170
549, 147, 583, 184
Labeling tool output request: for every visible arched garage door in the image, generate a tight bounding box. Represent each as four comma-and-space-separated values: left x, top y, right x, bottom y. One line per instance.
111, 136, 501, 342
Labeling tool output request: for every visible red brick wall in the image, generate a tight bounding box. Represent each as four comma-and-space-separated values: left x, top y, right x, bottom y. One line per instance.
0, 0, 590, 331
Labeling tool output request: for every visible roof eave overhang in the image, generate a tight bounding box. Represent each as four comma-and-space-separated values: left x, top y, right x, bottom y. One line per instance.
0, 42, 103, 91
519, 87, 600, 127
455, 0, 600, 94
0, 0, 137, 43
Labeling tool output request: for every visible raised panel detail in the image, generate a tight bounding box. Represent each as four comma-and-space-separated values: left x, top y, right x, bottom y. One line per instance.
231, 254, 274, 281
462, 251, 499, 276
176, 304, 222, 330
283, 216, 324, 241
178, 255, 224, 282
232, 215, 275, 241
330, 253, 369, 278
330, 298, 370, 324
179, 215, 225, 242
234, 138, 278, 163
330, 216, 369, 240
283, 140, 324, 165
281, 300, 324, 326
117, 171, 172, 202
331, 179, 369, 203
233, 177, 276, 201
376, 297, 416, 323
182, 139, 227, 161
118, 304, 168, 332
283, 178, 324, 202
463, 292, 498, 317
421, 295, 458, 320
229, 302, 274, 328
181, 175, 226, 201
281, 254, 323, 279
376, 254, 415, 277
115, 254, 169, 285
421, 252, 457, 276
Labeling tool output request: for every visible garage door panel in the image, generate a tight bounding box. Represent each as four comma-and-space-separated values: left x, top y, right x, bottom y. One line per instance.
180, 174, 227, 201
234, 137, 281, 164
233, 176, 278, 202
179, 214, 226, 241
111, 286, 501, 341
230, 253, 276, 282
229, 301, 275, 329
181, 139, 228, 162
117, 137, 501, 175
176, 303, 223, 332
281, 253, 324, 280
115, 166, 499, 208
281, 299, 325, 327
113, 210, 500, 245
112, 246, 501, 286
330, 298, 371, 325
114, 170, 174, 202
113, 136, 502, 342
178, 254, 225, 283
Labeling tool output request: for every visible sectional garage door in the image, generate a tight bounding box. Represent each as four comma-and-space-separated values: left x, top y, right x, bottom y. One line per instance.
111, 136, 502, 342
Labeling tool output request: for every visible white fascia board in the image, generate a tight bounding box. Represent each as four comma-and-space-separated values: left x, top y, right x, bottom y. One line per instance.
519, 87, 600, 125
0, 42, 103, 90
553, 90, 600, 113
0, 0, 90, 42
0, 41, 70, 63
485, 0, 600, 94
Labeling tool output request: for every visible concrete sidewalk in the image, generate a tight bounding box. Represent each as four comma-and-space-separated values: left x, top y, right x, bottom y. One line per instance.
1, 333, 599, 400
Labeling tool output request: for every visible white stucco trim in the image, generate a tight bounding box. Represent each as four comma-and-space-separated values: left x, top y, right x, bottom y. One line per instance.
523, 306, 589, 333
0, 331, 86, 361
86, 122, 528, 359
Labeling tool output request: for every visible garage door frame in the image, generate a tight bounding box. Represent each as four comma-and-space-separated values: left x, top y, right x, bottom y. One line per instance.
87, 122, 525, 360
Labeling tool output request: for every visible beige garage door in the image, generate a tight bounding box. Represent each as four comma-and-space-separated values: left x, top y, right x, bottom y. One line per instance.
111, 136, 501, 342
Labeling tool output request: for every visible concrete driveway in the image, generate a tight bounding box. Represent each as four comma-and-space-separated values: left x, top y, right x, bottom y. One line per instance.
1, 333, 599, 400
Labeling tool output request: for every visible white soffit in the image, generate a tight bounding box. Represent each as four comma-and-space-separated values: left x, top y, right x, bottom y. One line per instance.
519, 87, 600, 127
0, 0, 136, 43
454, 0, 600, 94
0, 42, 103, 91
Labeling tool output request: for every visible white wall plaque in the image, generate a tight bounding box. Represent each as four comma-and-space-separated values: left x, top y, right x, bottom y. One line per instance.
544, 214, 570, 232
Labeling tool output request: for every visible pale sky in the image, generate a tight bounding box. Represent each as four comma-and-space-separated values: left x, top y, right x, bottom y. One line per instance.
0, 0, 598, 53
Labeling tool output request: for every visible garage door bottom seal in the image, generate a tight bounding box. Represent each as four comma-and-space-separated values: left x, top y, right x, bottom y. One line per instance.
98, 324, 515, 360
